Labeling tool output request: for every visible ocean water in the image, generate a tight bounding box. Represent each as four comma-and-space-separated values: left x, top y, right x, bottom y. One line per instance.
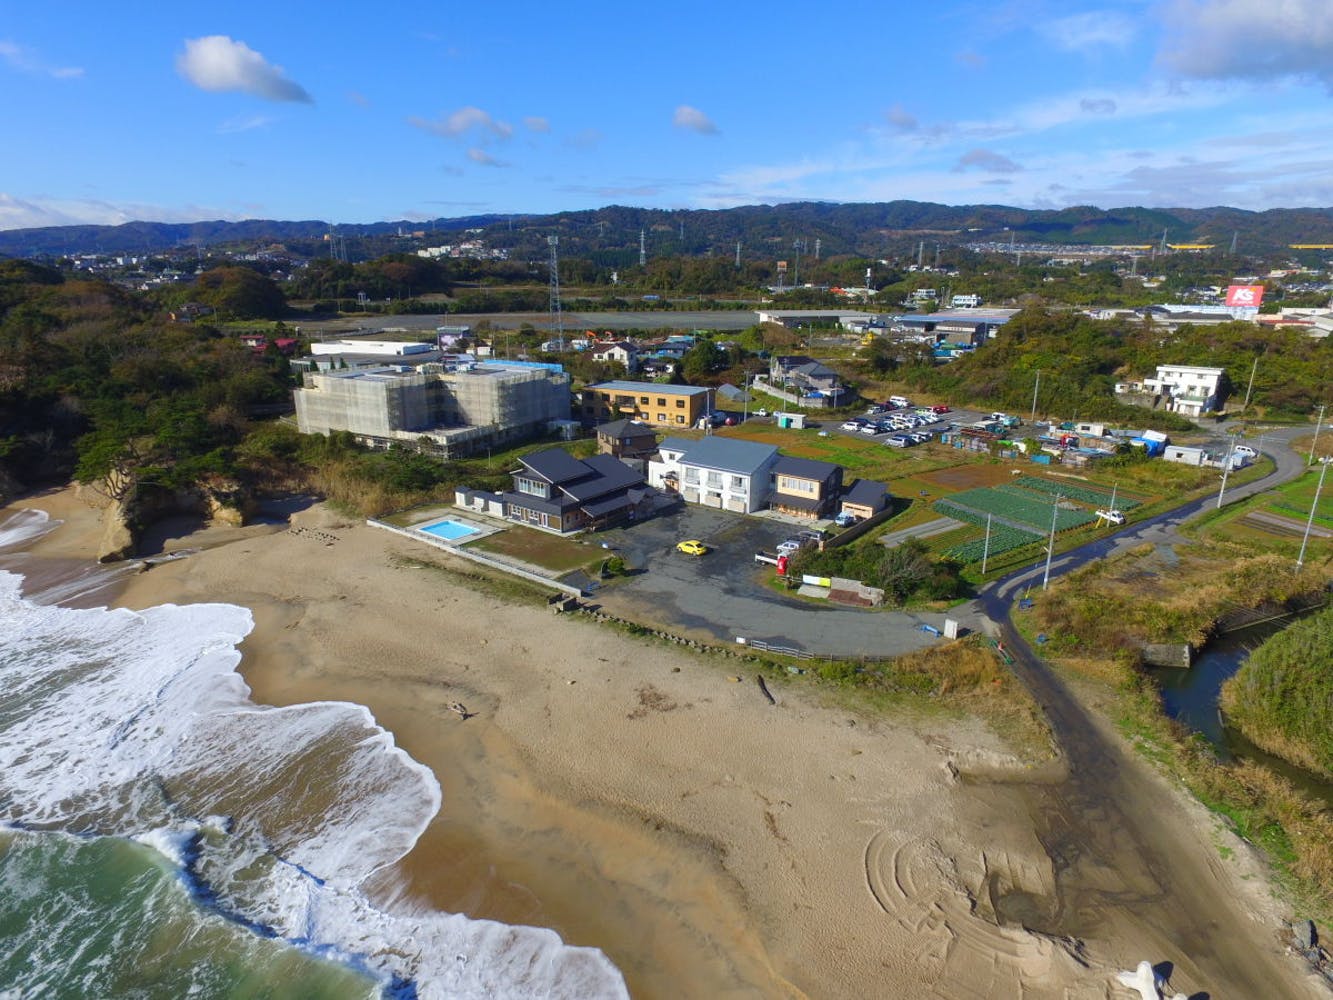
0, 509, 627, 999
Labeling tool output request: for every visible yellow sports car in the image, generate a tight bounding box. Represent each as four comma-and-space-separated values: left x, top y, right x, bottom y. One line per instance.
675, 539, 709, 556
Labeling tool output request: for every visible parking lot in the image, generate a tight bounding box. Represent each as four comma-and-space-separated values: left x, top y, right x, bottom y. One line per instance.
591, 504, 967, 658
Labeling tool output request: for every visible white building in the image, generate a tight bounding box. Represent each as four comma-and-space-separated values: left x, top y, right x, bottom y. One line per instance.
1116, 365, 1227, 418
649, 436, 779, 513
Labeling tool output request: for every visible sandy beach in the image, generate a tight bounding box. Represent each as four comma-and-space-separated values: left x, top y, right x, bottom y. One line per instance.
8, 485, 1325, 999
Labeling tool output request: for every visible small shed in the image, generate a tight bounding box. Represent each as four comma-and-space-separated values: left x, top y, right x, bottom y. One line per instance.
840, 479, 889, 520
775, 412, 807, 429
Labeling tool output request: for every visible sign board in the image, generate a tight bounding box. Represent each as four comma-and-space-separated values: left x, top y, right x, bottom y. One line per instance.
943, 619, 959, 639
1225, 284, 1264, 307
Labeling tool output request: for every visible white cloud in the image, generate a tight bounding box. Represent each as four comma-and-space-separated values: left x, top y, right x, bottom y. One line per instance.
0, 39, 83, 79
953, 148, 1023, 173
466, 148, 508, 167
1038, 11, 1135, 51
1080, 97, 1117, 115
566, 128, 604, 150
409, 106, 512, 141
673, 105, 719, 135
1161, 0, 1333, 86
0, 193, 242, 231
176, 36, 312, 103
884, 103, 918, 131
216, 114, 274, 134
523, 116, 550, 132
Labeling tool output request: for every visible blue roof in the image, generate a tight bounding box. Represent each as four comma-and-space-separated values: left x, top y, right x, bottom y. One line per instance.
673, 436, 778, 475
586, 380, 707, 396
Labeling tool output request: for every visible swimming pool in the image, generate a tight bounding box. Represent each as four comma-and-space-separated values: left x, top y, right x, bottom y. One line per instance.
417, 518, 478, 541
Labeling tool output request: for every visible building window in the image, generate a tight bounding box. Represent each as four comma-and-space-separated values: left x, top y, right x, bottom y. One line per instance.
640, 396, 649, 404
676, 415, 685, 424
676, 399, 685, 408
657, 414, 667, 423
515, 477, 546, 497
684, 468, 699, 484
732, 476, 744, 489
705, 471, 722, 488
657, 397, 666, 407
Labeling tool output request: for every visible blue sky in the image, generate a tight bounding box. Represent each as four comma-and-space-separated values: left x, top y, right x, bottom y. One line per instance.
4, 0, 1333, 230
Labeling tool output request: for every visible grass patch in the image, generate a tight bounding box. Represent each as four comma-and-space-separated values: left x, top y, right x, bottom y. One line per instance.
467, 526, 604, 574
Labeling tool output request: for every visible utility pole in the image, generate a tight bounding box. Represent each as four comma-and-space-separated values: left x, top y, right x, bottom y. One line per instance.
1310, 404, 1327, 466
1042, 496, 1062, 590
1242, 354, 1260, 414
1030, 369, 1041, 424
1296, 458, 1329, 572
1216, 432, 1239, 508
982, 513, 992, 575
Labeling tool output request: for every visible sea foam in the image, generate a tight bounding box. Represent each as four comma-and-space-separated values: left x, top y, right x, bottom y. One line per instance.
0, 566, 627, 998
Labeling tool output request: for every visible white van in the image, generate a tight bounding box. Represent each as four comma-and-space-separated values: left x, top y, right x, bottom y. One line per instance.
1233, 444, 1257, 458
889, 395, 912, 408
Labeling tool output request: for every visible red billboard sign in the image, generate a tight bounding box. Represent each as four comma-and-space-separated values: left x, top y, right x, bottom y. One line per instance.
1225, 285, 1264, 307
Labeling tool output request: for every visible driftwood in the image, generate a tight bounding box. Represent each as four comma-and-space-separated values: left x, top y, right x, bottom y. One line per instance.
448, 701, 475, 720
756, 675, 776, 706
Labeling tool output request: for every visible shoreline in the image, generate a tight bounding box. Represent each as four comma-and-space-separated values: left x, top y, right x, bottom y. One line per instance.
5, 485, 1323, 998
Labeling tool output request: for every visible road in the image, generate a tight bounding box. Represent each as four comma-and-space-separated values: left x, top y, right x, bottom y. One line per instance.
964, 425, 1323, 997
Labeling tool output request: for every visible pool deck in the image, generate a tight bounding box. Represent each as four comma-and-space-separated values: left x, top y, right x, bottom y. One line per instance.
401, 511, 502, 546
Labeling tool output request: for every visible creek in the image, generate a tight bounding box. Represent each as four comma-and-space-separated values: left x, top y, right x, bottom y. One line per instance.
1150, 613, 1333, 806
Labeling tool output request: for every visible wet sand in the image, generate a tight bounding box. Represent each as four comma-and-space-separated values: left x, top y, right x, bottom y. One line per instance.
7, 486, 1325, 999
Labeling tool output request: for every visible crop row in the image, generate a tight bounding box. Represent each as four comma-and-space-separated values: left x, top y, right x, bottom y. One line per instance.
1010, 476, 1141, 509
942, 526, 1044, 563
936, 489, 1096, 531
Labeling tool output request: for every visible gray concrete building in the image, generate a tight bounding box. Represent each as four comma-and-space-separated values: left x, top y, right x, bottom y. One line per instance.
294, 361, 571, 458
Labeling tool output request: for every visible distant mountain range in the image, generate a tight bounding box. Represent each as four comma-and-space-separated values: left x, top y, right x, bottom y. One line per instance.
5, 201, 1333, 259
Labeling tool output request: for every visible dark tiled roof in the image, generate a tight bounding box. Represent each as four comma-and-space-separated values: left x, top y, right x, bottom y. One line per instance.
502, 491, 573, 517
521, 447, 592, 485
582, 494, 635, 518
843, 478, 889, 506
596, 418, 657, 440
773, 455, 840, 481
562, 454, 646, 501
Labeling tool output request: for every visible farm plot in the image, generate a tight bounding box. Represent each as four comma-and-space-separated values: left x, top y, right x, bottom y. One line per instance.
935, 488, 1096, 532
1011, 476, 1142, 509
941, 525, 1045, 563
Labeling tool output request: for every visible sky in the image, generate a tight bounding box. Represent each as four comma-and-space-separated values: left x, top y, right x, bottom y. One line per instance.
4, 0, 1333, 230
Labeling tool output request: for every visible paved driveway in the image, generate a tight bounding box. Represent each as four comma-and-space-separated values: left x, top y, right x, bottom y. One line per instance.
592, 504, 969, 658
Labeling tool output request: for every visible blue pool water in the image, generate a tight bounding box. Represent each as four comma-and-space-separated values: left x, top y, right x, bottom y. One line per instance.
418, 518, 477, 541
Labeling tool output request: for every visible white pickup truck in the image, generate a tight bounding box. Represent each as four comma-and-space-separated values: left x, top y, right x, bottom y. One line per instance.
1096, 509, 1125, 526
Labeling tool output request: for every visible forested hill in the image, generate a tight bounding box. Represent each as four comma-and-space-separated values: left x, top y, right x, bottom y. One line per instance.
7, 201, 1333, 259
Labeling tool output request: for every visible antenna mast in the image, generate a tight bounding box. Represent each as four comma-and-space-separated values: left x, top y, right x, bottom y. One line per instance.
735, 241, 742, 269
547, 236, 564, 349
639, 228, 646, 267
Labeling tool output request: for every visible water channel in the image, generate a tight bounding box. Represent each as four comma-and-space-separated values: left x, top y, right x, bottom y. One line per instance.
1150, 613, 1333, 806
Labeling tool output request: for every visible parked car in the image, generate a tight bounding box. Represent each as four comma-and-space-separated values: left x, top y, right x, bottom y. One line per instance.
834, 512, 857, 527
841, 419, 868, 431
859, 422, 881, 434
909, 431, 932, 443
931, 404, 951, 414
884, 435, 912, 448
676, 539, 709, 556
889, 395, 912, 408
776, 538, 804, 557
1095, 509, 1125, 526
1233, 444, 1257, 458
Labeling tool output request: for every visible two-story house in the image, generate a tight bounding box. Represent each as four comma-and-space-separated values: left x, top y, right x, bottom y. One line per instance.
595, 418, 658, 459
502, 448, 648, 534
1115, 365, 1228, 418
769, 455, 843, 519
590, 340, 639, 371
649, 436, 779, 513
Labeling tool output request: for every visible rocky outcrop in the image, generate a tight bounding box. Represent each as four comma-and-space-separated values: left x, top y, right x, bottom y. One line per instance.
97, 499, 137, 563
93, 477, 253, 562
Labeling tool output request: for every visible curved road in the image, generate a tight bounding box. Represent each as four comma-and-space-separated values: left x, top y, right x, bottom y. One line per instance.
968, 426, 1323, 997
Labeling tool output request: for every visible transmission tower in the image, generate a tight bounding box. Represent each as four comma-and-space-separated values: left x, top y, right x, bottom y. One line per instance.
814, 238, 821, 261
547, 236, 564, 349
639, 228, 646, 266
735, 241, 742, 269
